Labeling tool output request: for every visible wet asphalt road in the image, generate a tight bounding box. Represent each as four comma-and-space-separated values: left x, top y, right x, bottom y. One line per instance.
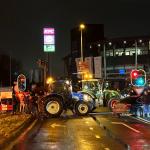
91, 114, 150, 150
9, 112, 150, 150
11, 115, 125, 150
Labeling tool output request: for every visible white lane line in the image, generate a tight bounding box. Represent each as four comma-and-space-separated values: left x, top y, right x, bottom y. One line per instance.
89, 112, 112, 115
111, 122, 140, 133
130, 116, 150, 124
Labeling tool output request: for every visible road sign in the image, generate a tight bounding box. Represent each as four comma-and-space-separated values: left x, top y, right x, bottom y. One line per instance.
78, 61, 89, 72
119, 69, 125, 75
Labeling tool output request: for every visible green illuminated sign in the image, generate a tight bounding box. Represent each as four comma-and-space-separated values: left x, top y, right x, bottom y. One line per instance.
44, 45, 55, 52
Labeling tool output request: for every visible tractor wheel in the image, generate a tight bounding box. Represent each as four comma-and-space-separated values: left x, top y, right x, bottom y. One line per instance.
108, 98, 120, 110
44, 97, 63, 117
75, 101, 90, 116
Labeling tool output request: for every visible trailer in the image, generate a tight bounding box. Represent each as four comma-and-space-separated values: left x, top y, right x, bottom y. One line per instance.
0, 87, 13, 111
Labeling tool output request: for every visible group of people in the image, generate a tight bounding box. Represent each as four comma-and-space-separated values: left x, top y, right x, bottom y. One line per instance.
12, 83, 45, 115
12, 90, 38, 114
129, 85, 150, 118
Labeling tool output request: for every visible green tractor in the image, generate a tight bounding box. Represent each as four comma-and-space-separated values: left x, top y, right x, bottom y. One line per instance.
80, 79, 120, 109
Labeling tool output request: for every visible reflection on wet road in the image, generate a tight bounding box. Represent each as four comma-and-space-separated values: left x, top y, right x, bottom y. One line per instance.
12, 115, 124, 150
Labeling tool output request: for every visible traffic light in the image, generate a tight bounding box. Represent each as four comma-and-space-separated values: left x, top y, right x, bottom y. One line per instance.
130, 69, 146, 87
17, 74, 26, 91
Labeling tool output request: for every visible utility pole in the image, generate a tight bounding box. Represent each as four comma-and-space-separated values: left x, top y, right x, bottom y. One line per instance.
37, 59, 47, 87
103, 43, 107, 79
47, 53, 50, 75
9, 55, 11, 87
135, 40, 138, 69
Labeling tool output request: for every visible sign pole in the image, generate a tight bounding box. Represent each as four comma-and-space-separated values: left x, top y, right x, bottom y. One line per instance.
103, 43, 107, 79
47, 53, 50, 75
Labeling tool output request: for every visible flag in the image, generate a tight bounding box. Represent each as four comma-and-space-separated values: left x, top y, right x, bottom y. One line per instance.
94, 56, 102, 78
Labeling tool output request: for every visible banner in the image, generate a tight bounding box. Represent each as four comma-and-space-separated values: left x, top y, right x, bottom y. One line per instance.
75, 58, 82, 78
94, 56, 102, 78
85, 57, 93, 75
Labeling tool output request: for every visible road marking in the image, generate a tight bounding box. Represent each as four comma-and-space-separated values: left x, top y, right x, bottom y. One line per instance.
111, 122, 140, 133
85, 121, 89, 124
89, 127, 93, 130
89, 112, 112, 115
130, 116, 150, 124
51, 123, 66, 128
95, 135, 101, 139
104, 148, 110, 150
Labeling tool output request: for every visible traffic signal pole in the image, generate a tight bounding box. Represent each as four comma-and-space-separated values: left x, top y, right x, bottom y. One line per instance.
103, 43, 107, 79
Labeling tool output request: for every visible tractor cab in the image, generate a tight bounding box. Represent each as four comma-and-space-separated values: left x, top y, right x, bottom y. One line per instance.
82, 79, 103, 100
80, 79, 120, 107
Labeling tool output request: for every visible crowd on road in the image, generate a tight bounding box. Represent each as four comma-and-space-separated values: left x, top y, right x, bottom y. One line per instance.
12, 83, 45, 115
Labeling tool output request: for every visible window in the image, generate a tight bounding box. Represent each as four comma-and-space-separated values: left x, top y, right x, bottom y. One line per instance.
125, 51, 130, 55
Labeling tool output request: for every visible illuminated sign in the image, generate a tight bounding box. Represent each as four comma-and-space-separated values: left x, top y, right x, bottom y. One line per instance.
44, 45, 55, 52
44, 35, 55, 44
43, 28, 55, 34
43, 27, 55, 52
119, 69, 125, 75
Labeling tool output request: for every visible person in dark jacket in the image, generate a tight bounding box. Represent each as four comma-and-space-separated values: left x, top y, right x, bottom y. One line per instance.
143, 88, 150, 117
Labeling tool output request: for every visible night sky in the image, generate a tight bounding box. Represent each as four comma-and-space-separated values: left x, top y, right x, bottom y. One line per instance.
0, 0, 150, 77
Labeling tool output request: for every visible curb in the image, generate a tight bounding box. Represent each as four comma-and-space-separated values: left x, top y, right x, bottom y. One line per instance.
0, 115, 36, 149
90, 115, 130, 149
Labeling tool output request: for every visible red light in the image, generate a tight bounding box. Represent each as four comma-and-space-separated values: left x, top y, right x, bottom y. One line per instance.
130, 69, 146, 87
131, 70, 138, 78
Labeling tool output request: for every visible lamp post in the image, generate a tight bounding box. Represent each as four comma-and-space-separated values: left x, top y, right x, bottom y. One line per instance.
103, 43, 107, 80
80, 24, 85, 62
135, 40, 138, 69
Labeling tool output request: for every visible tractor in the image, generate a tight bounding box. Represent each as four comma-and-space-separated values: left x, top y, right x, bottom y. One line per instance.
78, 79, 120, 110
38, 79, 93, 117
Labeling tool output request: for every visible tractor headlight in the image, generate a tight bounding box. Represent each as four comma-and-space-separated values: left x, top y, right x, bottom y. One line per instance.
83, 94, 92, 102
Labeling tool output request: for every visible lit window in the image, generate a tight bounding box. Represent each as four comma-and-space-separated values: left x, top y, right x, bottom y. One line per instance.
125, 51, 130, 55
110, 52, 113, 56
118, 52, 123, 56
115, 52, 119, 56
142, 50, 148, 55
106, 52, 109, 56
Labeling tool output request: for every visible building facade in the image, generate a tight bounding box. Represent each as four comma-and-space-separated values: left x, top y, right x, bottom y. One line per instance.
63, 24, 150, 89
68, 24, 104, 82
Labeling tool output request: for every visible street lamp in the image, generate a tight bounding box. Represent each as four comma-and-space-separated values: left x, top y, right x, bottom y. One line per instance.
80, 23, 85, 62
46, 77, 54, 84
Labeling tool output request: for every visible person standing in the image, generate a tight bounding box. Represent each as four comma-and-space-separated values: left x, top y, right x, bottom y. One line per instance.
18, 92, 25, 113
143, 89, 150, 117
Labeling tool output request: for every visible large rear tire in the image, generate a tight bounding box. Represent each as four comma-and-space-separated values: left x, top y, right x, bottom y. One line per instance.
107, 98, 120, 110
75, 101, 90, 116
44, 97, 63, 117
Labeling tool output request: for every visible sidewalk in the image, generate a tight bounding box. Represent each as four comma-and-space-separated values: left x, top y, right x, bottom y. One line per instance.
0, 114, 35, 149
